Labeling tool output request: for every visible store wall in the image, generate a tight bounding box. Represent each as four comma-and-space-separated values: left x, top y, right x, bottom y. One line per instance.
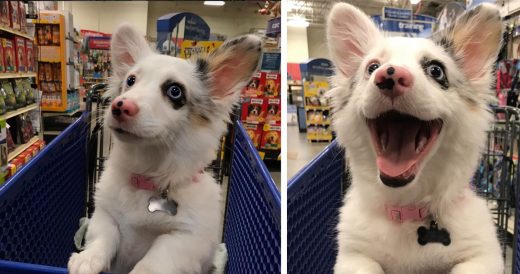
146, 2, 268, 40
60, 1, 148, 34
287, 26, 309, 63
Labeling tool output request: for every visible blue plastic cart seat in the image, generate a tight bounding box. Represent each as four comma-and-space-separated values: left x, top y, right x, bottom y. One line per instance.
287, 141, 345, 274
224, 121, 281, 273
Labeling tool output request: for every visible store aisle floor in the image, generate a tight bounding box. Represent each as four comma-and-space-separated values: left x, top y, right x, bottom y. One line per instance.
287, 125, 329, 180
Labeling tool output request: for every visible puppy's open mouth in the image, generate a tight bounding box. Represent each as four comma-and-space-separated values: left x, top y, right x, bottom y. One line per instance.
367, 111, 443, 188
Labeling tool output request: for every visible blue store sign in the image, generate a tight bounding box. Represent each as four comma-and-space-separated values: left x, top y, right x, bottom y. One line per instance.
383, 7, 412, 21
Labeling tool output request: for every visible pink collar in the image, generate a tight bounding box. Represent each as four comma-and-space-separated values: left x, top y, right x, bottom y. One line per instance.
385, 204, 429, 223
130, 171, 203, 191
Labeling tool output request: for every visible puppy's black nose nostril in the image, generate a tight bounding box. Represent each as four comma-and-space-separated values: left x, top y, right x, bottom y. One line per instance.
117, 101, 123, 107
387, 67, 395, 76
112, 109, 122, 116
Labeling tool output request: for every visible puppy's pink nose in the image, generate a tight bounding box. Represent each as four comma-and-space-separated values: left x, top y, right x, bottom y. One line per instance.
111, 97, 139, 122
374, 65, 413, 99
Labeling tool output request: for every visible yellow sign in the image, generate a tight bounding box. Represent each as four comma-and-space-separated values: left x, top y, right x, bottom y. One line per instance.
180, 40, 224, 59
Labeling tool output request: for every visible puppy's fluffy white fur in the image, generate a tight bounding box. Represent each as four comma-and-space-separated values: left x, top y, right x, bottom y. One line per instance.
68, 24, 261, 274
327, 3, 504, 274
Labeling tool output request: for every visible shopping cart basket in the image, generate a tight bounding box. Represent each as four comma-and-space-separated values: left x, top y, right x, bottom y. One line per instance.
0, 112, 281, 272
287, 141, 345, 273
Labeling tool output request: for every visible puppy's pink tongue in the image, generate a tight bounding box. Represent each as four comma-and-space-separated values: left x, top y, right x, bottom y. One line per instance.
376, 122, 420, 177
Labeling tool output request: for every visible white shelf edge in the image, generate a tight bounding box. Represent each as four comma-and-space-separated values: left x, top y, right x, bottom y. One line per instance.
4, 104, 38, 119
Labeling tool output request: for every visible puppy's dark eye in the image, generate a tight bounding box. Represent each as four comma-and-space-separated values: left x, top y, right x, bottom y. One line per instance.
126, 75, 136, 87
367, 62, 380, 75
426, 64, 445, 80
164, 82, 186, 109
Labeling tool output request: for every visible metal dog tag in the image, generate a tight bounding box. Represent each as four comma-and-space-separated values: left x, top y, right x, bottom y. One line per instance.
148, 196, 178, 216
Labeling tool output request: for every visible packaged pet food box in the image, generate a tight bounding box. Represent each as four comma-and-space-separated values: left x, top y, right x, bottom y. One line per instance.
25, 39, 33, 72
241, 97, 265, 124
2, 38, 15, 72
11, 157, 23, 170
34, 139, 45, 150
242, 72, 263, 98
18, 150, 31, 164
0, 1, 9, 27
244, 123, 263, 149
14, 37, 26, 72
260, 123, 281, 150
0, 119, 6, 169
9, 1, 20, 30
18, 1, 26, 33
0, 45, 5, 73
263, 72, 280, 98
264, 98, 281, 125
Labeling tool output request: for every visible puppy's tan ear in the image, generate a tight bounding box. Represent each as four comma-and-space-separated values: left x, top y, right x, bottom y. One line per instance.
198, 35, 262, 102
111, 24, 153, 79
437, 3, 502, 81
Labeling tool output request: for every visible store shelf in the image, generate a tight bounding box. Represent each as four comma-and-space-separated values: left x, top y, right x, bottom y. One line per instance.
0, 72, 37, 79
43, 131, 62, 136
5, 104, 38, 119
42, 107, 80, 117
0, 25, 34, 40
8, 136, 39, 161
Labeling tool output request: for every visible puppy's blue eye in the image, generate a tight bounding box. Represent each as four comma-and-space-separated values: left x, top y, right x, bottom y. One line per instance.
163, 82, 186, 109
367, 62, 380, 75
167, 85, 183, 100
126, 75, 136, 87
427, 64, 444, 80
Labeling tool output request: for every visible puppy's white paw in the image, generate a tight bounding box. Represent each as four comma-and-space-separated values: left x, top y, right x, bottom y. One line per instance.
68, 251, 106, 274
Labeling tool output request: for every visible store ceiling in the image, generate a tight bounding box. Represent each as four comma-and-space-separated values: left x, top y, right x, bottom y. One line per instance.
288, 0, 465, 25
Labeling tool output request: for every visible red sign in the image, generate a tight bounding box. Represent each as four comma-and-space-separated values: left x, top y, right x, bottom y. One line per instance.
88, 37, 111, 50
80, 29, 111, 38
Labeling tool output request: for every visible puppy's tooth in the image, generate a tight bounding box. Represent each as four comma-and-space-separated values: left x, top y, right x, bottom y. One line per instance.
416, 136, 427, 153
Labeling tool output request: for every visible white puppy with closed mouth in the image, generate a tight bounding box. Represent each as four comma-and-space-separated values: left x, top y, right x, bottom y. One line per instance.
67, 24, 262, 274
327, 3, 504, 274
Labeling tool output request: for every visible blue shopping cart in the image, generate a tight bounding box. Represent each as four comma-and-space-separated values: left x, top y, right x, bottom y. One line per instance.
0, 112, 280, 273
287, 141, 345, 274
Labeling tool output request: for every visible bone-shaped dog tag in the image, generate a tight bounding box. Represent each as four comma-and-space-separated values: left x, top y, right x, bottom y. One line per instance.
148, 196, 178, 216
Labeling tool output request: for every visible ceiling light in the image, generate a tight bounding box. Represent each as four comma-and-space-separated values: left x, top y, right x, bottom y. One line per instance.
204, 1, 225, 6
410, 0, 421, 4
288, 17, 310, 28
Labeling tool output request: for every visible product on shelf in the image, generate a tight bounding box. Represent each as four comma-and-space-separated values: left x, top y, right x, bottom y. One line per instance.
14, 37, 26, 72
244, 123, 263, 148
52, 25, 59, 45
44, 63, 52, 80
18, 114, 33, 143
0, 44, 5, 73
0, 119, 6, 168
18, 1, 26, 33
6, 163, 16, 179
2, 38, 15, 72
0, 1, 9, 27
9, 1, 20, 31
1, 80, 16, 111
25, 39, 33, 72
22, 79, 34, 104
14, 79, 26, 107
18, 150, 31, 164
263, 72, 280, 97
34, 139, 44, 150
260, 123, 281, 150
243, 72, 263, 97
264, 98, 280, 124
10, 157, 22, 171
6, 124, 14, 151
241, 97, 265, 124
